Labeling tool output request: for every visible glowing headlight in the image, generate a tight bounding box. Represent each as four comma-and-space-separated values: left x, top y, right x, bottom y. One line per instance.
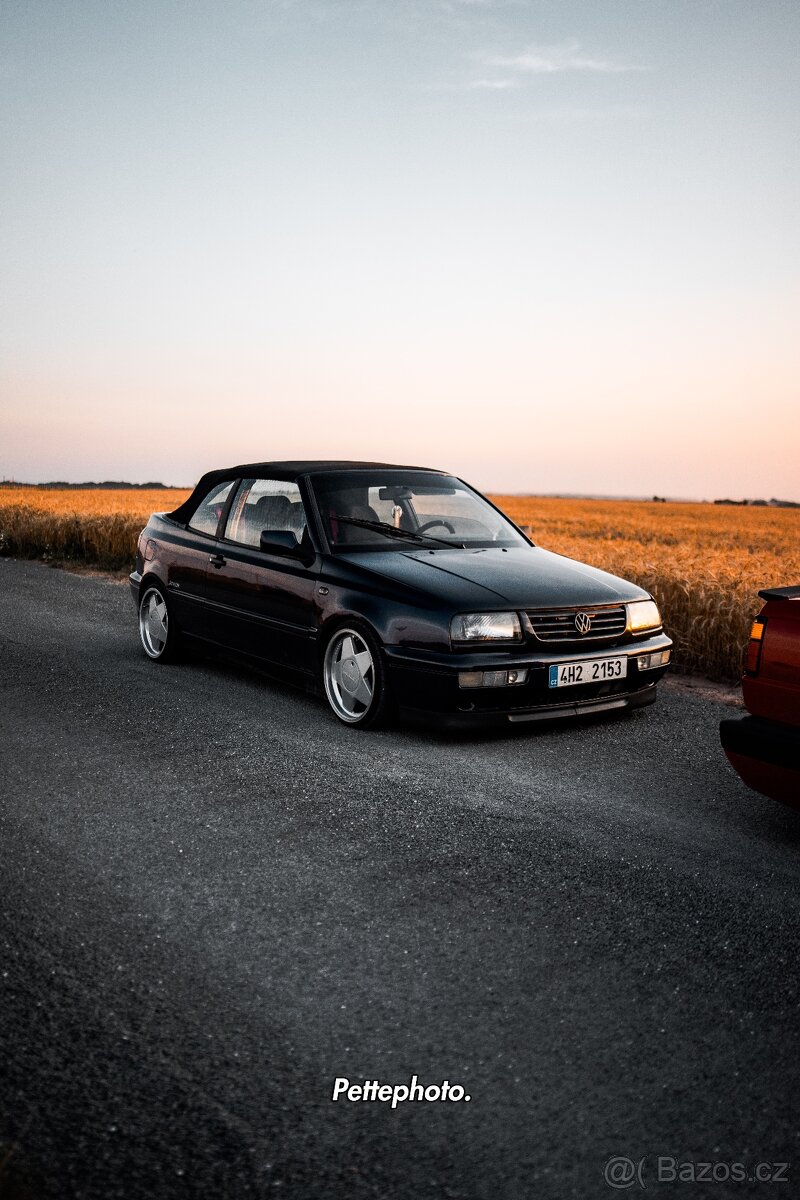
450, 612, 522, 642
627, 599, 662, 633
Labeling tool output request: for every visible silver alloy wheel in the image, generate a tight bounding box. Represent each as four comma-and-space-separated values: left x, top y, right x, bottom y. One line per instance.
139, 587, 169, 659
324, 628, 376, 723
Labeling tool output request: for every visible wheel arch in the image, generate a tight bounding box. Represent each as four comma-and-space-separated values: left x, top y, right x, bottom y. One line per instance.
316, 610, 384, 665
138, 570, 169, 600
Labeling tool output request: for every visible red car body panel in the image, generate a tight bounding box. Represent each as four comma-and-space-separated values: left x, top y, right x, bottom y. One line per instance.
720, 587, 800, 807
724, 754, 800, 807
741, 602, 800, 721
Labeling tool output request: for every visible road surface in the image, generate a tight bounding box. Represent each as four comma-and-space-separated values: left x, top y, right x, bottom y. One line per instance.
1, 559, 799, 1199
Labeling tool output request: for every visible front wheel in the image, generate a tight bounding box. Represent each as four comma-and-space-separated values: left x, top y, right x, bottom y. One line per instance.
322, 624, 392, 729
138, 583, 181, 662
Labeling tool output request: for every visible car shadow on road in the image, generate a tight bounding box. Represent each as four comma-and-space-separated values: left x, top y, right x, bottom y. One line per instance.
183, 642, 655, 748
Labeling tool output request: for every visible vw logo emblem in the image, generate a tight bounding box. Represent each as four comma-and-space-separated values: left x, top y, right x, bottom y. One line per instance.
574, 611, 592, 635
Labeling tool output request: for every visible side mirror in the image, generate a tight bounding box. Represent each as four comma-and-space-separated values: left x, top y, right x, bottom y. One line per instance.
259, 529, 312, 563
260, 529, 300, 556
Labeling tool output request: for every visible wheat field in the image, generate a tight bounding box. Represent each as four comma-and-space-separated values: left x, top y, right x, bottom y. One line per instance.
0, 488, 190, 574
1, 486, 798, 680
495, 496, 799, 681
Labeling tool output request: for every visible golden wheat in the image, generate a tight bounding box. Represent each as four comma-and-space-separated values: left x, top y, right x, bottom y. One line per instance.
0, 488, 189, 571
495, 496, 800, 681
1, 488, 797, 680
0, 487, 189, 519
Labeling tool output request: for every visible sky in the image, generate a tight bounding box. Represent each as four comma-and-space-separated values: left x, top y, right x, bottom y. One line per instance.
1, 0, 798, 498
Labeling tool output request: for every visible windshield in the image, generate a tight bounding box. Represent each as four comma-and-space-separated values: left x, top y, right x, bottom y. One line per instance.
310, 470, 529, 551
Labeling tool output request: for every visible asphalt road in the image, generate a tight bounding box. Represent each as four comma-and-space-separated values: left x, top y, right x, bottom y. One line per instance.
2, 558, 799, 1200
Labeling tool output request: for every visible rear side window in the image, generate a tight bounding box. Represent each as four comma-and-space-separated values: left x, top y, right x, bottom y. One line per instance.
187, 481, 234, 536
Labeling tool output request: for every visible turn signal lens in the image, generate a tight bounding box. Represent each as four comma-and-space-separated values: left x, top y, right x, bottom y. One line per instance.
459, 668, 529, 689
744, 618, 766, 675
636, 649, 671, 671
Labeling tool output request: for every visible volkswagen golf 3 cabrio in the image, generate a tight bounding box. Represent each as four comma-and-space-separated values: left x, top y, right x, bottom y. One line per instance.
131, 461, 672, 729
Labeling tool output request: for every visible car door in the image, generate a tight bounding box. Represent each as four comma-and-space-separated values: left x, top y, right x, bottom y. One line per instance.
165, 479, 236, 637
203, 477, 320, 673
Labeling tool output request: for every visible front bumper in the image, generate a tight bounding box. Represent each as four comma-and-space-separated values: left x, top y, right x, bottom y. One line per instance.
720, 715, 800, 806
385, 632, 672, 726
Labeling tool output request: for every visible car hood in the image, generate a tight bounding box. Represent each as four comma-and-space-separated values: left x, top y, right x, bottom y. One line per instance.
339, 546, 649, 609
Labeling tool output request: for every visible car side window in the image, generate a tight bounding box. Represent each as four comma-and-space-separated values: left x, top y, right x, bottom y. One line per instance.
225, 478, 308, 549
187, 481, 234, 536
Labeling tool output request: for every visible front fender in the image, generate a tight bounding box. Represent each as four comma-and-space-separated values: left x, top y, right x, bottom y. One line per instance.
316, 586, 451, 655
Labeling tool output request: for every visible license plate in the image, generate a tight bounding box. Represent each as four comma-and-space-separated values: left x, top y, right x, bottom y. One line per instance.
548, 656, 628, 688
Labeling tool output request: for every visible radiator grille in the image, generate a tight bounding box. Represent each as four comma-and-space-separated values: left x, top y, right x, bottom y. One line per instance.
526, 605, 627, 643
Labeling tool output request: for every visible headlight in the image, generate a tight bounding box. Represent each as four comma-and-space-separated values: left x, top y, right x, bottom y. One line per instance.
451, 612, 522, 642
627, 599, 662, 633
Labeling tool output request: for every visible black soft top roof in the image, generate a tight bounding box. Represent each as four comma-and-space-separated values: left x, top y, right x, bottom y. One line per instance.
168, 460, 447, 523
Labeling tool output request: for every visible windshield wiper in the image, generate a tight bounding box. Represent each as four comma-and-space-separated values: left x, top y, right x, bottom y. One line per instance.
335, 516, 462, 548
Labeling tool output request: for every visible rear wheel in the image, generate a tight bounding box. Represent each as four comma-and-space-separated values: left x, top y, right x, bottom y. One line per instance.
138, 583, 181, 662
322, 624, 392, 729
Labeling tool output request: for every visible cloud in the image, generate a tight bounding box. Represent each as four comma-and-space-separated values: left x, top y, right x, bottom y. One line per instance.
421, 37, 647, 93
470, 78, 516, 89
488, 40, 647, 74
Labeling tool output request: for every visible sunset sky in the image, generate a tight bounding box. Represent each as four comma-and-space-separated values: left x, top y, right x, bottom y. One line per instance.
1, 0, 798, 498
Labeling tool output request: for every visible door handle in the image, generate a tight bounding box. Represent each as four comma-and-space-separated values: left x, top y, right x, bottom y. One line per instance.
209, 554, 226, 569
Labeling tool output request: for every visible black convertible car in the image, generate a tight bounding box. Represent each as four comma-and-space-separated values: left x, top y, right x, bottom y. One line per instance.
130, 461, 672, 729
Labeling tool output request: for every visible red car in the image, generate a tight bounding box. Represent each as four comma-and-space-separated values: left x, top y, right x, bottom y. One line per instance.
720, 586, 800, 806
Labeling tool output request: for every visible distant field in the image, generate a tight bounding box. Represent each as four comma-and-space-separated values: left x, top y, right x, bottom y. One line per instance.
2, 487, 798, 680
0, 486, 189, 518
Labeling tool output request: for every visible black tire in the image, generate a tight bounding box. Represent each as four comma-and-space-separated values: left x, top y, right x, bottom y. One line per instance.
322, 620, 393, 729
138, 582, 182, 663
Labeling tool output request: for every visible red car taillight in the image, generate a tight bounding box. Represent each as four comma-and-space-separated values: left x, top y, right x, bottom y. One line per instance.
744, 617, 766, 675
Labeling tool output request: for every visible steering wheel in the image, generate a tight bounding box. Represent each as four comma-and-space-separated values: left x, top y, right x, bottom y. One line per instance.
417, 519, 455, 535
